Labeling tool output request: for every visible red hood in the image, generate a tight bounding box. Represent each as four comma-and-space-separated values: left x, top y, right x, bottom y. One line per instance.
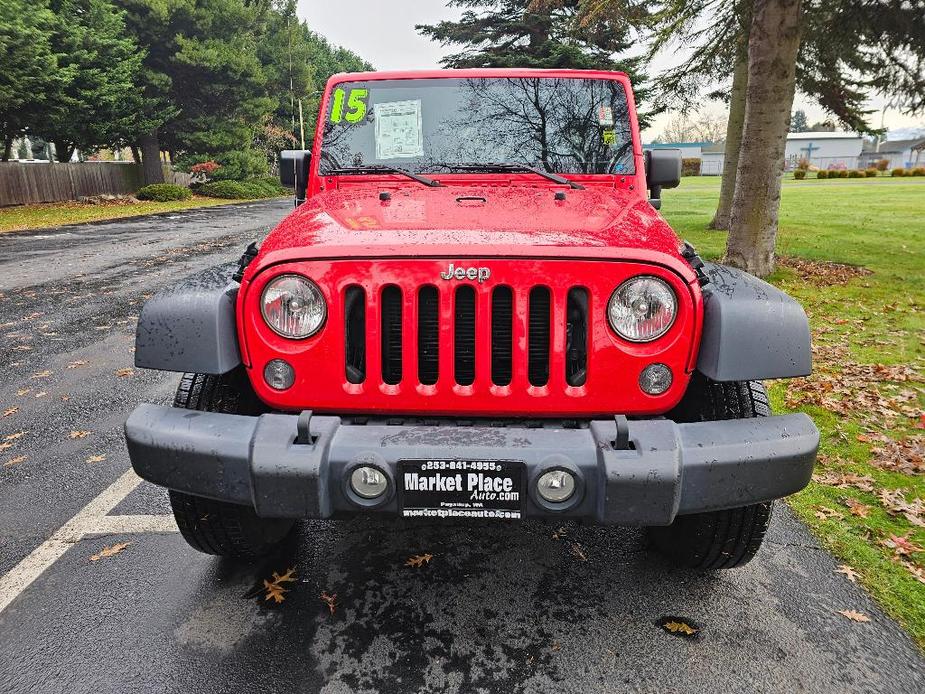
253, 184, 692, 279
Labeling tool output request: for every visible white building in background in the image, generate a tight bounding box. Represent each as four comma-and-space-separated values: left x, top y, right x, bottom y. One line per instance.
700, 131, 864, 174
859, 138, 925, 170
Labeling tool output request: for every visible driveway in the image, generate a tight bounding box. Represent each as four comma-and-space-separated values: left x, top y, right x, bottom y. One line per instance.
0, 201, 922, 693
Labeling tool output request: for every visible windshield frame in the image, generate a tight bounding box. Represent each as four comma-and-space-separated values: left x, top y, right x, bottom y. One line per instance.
309, 69, 643, 190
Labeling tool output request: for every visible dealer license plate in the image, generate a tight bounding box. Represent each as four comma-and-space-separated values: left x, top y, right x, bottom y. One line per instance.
399, 459, 525, 520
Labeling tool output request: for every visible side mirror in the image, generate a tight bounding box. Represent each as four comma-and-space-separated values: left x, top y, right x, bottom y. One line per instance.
280, 149, 311, 205
644, 149, 681, 210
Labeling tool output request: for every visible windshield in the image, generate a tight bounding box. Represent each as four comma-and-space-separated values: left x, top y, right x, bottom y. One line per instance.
319, 77, 635, 176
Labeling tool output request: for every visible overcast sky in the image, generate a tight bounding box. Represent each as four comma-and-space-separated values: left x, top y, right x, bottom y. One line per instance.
298, 1, 923, 140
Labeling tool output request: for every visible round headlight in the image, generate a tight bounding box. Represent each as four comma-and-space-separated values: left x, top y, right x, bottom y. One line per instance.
607, 276, 677, 342
261, 274, 326, 339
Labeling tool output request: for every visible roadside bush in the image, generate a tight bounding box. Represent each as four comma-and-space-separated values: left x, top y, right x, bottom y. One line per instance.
681, 157, 701, 176
865, 168, 878, 177
912, 167, 925, 176
136, 184, 192, 202
848, 170, 864, 178
891, 168, 907, 177
876, 159, 890, 171
197, 178, 288, 200
838, 169, 849, 178
816, 170, 828, 179
793, 169, 806, 180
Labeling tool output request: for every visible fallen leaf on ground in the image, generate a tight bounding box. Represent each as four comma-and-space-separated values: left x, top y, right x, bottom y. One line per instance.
0, 442, 13, 452
32, 371, 51, 378
813, 471, 876, 493
814, 505, 844, 520
2, 407, 18, 418
552, 527, 567, 540
660, 618, 699, 637
67, 361, 88, 369
115, 368, 134, 378
870, 436, 924, 475
880, 534, 924, 557
90, 542, 131, 561
900, 560, 925, 584
878, 488, 925, 527
86, 454, 106, 463
34, 392, 47, 399
835, 564, 860, 582
844, 498, 872, 518
3, 455, 27, 467
4, 431, 25, 441
16, 388, 30, 396
263, 567, 297, 604
569, 542, 588, 561
320, 591, 337, 615
837, 609, 870, 623
69, 430, 90, 439
406, 553, 434, 568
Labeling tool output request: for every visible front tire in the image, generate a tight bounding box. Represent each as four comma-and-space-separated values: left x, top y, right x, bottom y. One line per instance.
648, 377, 774, 570
168, 371, 295, 559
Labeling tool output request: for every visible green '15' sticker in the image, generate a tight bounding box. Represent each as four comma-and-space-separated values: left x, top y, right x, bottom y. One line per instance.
330, 88, 369, 124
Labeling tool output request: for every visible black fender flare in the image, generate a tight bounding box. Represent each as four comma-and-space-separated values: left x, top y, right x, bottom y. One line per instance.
696, 262, 812, 381
134, 263, 241, 375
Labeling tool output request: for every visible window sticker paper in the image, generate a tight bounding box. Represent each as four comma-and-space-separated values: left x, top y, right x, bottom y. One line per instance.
374, 100, 424, 159
598, 105, 614, 127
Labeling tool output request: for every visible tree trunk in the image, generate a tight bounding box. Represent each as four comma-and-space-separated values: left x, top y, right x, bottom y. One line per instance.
725, 0, 803, 277
56, 142, 76, 164
1, 135, 13, 162
130, 144, 141, 164
709, 54, 748, 230
138, 130, 165, 184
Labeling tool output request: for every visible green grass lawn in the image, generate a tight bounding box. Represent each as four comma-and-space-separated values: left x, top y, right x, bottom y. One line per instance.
662, 175, 925, 647
0, 196, 259, 233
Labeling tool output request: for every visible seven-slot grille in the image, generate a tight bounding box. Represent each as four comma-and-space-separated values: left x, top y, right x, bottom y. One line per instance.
343, 284, 589, 389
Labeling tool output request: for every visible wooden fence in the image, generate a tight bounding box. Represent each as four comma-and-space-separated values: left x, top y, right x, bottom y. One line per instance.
0, 162, 147, 206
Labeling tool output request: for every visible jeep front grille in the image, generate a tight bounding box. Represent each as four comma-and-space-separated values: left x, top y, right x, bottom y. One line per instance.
343, 283, 587, 389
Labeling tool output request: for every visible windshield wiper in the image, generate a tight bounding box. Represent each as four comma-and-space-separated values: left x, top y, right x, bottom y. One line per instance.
440, 162, 585, 190
325, 165, 443, 187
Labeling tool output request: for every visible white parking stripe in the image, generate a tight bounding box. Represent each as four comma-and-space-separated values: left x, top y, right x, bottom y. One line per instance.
0, 469, 176, 614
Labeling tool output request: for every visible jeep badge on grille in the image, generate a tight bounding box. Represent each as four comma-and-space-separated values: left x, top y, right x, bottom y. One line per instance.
440, 263, 491, 283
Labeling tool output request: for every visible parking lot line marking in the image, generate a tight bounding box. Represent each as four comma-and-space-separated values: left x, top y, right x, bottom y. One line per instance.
0, 468, 142, 614
90, 514, 178, 535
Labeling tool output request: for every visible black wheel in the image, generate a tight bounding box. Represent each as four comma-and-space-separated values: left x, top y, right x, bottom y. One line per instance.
648, 376, 774, 570
169, 370, 295, 558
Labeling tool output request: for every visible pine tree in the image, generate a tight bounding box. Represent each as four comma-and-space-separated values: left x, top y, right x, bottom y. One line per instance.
418, 1, 657, 126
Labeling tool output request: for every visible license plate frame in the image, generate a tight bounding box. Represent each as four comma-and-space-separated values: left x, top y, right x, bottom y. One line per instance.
398, 459, 526, 520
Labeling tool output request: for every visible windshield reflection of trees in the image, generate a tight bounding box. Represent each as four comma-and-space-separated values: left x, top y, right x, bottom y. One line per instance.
431, 78, 633, 174
319, 78, 634, 175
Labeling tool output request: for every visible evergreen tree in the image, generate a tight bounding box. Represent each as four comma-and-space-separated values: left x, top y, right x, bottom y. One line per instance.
40, 0, 145, 162
789, 109, 808, 133
418, 0, 657, 125
0, 0, 64, 160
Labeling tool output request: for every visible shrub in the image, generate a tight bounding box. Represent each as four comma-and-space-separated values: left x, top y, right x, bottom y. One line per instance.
912, 167, 925, 176
190, 160, 221, 179
848, 170, 864, 178
891, 168, 907, 177
197, 178, 289, 200
681, 157, 701, 176
876, 159, 890, 171
865, 168, 878, 177
816, 170, 828, 179
793, 169, 806, 180
136, 183, 192, 202
796, 157, 811, 171
838, 169, 849, 178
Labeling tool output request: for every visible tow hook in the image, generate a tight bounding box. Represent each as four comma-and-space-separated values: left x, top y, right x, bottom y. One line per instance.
232, 241, 259, 283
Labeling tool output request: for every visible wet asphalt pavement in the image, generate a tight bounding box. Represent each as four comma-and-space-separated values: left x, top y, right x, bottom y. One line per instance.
0, 200, 923, 693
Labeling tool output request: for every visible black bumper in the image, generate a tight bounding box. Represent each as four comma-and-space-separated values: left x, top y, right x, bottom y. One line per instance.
124, 405, 818, 525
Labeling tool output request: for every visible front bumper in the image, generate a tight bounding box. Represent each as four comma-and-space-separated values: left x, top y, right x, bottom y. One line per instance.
124, 405, 818, 525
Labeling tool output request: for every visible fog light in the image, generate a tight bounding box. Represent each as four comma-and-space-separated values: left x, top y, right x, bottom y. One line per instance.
639, 363, 672, 395
537, 470, 575, 503
264, 359, 295, 390
350, 466, 388, 499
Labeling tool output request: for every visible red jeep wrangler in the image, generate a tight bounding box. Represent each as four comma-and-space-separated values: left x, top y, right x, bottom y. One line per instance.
125, 69, 818, 569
